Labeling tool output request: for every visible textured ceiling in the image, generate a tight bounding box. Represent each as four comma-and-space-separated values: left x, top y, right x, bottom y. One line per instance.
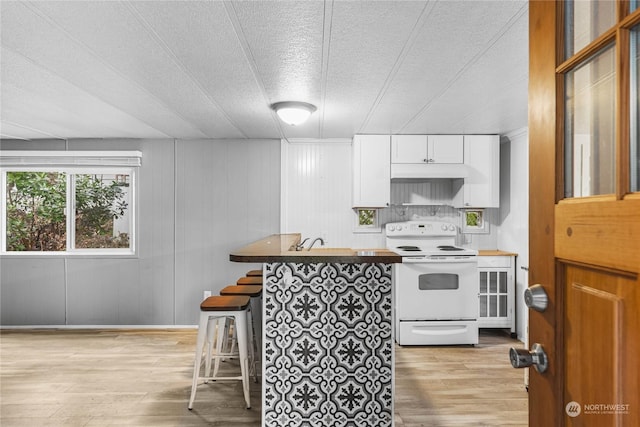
0, 1, 528, 141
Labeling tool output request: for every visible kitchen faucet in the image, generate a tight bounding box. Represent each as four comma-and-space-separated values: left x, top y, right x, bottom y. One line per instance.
307, 237, 325, 250
295, 238, 310, 251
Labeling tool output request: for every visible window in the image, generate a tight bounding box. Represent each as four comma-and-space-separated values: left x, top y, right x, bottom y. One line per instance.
354, 208, 380, 232
461, 209, 489, 234
1, 151, 140, 255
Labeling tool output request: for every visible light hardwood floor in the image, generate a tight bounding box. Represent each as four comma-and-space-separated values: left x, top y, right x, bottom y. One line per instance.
0, 329, 527, 426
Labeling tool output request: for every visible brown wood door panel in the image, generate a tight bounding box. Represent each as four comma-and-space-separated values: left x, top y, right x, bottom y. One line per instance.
556, 199, 640, 273
564, 264, 639, 426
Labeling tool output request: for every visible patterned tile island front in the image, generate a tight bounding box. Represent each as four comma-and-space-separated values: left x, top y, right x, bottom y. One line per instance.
230, 235, 401, 427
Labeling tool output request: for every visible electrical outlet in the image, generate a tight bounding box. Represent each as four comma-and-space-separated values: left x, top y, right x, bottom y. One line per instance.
203, 290, 211, 299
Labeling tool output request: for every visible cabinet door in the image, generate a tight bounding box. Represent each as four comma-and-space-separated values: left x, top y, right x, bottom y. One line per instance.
477, 256, 515, 332
453, 135, 500, 208
391, 135, 428, 163
428, 135, 464, 163
352, 135, 390, 207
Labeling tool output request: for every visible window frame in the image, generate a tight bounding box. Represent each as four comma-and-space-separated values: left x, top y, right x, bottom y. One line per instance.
0, 151, 140, 257
353, 208, 382, 233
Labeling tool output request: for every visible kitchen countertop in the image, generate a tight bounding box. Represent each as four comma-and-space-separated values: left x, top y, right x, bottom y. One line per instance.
478, 250, 518, 256
229, 234, 402, 263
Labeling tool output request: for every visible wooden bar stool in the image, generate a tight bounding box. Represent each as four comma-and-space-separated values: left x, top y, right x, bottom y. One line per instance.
188, 295, 252, 410
246, 269, 263, 277
220, 285, 262, 376
237, 276, 262, 286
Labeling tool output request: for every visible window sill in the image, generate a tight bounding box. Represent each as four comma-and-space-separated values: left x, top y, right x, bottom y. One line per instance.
353, 227, 383, 234
0, 251, 138, 259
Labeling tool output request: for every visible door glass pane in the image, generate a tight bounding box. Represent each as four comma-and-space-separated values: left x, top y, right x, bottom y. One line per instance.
75, 174, 131, 249
564, 45, 616, 197
565, 0, 616, 58
499, 295, 508, 317
632, 25, 640, 192
490, 295, 497, 317
490, 271, 497, 293
499, 272, 507, 293
480, 295, 487, 317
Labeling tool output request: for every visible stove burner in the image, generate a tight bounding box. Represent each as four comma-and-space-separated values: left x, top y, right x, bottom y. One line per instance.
437, 245, 464, 251
397, 245, 421, 252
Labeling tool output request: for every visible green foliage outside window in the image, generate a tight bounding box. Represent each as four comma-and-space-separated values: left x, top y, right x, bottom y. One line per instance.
75, 174, 129, 249
5, 172, 130, 251
465, 210, 482, 227
6, 172, 67, 251
358, 209, 376, 227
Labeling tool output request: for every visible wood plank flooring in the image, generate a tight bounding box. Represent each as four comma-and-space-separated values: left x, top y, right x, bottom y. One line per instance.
0, 329, 527, 426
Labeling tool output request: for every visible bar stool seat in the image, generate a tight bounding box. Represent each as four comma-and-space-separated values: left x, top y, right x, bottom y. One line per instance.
220, 285, 263, 376
221, 285, 262, 297
246, 269, 263, 277
237, 276, 262, 286
188, 295, 252, 410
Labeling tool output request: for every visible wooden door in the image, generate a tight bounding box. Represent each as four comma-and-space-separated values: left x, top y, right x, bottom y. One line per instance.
529, 2, 640, 426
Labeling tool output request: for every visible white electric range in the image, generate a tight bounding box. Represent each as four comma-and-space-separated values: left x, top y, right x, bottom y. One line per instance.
386, 220, 479, 345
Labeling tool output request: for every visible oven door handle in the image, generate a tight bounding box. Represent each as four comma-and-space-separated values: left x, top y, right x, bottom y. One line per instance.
411, 325, 470, 335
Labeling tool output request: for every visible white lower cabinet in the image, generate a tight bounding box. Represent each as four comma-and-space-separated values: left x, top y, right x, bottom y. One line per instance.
478, 255, 516, 335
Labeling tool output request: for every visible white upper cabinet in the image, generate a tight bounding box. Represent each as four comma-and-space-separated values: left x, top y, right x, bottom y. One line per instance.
453, 135, 500, 208
391, 135, 463, 164
428, 135, 464, 163
352, 135, 390, 208
391, 135, 427, 163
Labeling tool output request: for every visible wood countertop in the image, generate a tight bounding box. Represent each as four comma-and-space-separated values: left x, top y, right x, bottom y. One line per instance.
478, 250, 518, 256
229, 234, 402, 264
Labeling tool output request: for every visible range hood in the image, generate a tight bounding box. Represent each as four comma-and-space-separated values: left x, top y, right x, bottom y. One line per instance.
391, 163, 469, 179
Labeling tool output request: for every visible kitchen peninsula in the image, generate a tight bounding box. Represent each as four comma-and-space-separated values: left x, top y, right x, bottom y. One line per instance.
230, 234, 401, 426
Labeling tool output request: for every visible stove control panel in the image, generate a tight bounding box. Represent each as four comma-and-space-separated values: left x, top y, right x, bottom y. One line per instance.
386, 221, 457, 237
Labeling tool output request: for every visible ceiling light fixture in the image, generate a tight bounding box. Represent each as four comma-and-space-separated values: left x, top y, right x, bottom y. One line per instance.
271, 101, 317, 126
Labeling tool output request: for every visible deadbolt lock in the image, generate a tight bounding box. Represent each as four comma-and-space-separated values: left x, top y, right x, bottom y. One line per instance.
524, 284, 549, 312
509, 343, 548, 373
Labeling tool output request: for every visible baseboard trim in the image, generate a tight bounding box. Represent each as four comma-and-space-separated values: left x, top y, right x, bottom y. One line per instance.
0, 325, 197, 330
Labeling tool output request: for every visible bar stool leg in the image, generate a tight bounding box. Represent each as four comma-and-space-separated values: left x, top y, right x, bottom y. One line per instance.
204, 317, 217, 382
233, 311, 251, 409
188, 312, 208, 410
212, 318, 228, 377
244, 306, 257, 383
249, 295, 262, 367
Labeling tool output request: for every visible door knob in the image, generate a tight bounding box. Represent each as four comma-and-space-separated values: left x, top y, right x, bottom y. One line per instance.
524, 284, 549, 312
509, 343, 548, 373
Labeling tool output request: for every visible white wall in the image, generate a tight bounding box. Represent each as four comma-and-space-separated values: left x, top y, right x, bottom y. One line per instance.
280, 139, 358, 248
497, 127, 529, 341
281, 139, 500, 249
0, 138, 280, 326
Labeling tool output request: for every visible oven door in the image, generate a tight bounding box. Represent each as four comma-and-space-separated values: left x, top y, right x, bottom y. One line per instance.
394, 260, 478, 320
